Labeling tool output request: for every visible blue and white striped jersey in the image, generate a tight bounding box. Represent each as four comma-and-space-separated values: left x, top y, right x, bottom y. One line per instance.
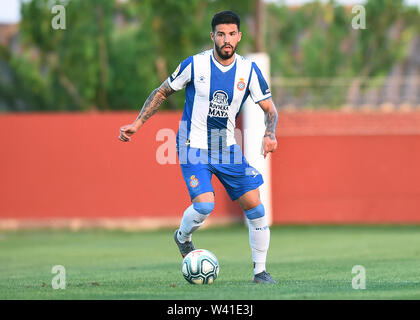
168, 49, 271, 150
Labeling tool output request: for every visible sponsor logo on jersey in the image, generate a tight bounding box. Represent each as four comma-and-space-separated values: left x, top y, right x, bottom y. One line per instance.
208, 90, 229, 118
237, 78, 246, 91
190, 175, 199, 188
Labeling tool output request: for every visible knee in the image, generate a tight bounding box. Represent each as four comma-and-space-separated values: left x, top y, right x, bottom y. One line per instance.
193, 202, 215, 215
244, 203, 265, 220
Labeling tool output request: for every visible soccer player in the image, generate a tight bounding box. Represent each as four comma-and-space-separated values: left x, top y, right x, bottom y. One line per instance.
118, 11, 278, 284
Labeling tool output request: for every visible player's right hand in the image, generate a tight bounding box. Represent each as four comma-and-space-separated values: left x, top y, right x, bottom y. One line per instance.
118, 124, 137, 142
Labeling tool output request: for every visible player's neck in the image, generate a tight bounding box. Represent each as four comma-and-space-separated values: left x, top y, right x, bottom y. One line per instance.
212, 49, 236, 66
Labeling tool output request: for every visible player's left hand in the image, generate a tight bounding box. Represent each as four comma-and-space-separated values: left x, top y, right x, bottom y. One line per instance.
262, 135, 277, 159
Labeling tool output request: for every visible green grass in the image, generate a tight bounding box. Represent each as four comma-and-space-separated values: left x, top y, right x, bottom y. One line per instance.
1, 225, 420, 299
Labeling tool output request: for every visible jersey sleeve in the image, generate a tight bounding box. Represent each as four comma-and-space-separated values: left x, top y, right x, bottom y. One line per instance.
167, 56, 193, 91
248, 62, 272, 103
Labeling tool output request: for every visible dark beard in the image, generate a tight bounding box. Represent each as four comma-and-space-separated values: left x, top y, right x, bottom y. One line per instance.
214, 43, 236, 60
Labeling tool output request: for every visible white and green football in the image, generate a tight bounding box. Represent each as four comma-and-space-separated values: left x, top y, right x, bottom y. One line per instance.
181, 249, 219, 284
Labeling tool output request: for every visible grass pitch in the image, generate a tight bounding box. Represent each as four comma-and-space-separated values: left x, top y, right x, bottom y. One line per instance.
0, 225, 419, 300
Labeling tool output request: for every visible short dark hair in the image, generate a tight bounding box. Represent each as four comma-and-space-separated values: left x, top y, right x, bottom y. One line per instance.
211, 11, 240, 32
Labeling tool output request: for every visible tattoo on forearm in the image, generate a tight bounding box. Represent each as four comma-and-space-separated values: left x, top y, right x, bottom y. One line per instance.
264, 107, 278, 140
136, 81, 175, 124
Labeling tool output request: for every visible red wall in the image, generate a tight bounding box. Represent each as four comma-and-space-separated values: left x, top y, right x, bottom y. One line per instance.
272, 111, 420, 223
0, 112, 242, 224
273, 135, 420, 223
0, 111, 419, 225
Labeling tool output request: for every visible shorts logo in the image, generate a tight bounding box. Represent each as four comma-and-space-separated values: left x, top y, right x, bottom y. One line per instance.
246, 168, 260, 178
190, 175, 199, 188
237, 78, 246, 91
208, 90, 229, 118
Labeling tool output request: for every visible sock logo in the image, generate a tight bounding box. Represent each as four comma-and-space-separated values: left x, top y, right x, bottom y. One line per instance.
255, 225, 269, 231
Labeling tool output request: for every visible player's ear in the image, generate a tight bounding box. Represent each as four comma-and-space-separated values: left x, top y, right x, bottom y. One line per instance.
238, 31, 242, 42
210, 32, 214, 41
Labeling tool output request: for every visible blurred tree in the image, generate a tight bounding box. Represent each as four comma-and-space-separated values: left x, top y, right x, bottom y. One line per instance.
266, 0, 419, 78
119, 0, 255, 110
18, 0, 115, 111
265, 0, 420, 108
0, 0, 254, 111
0, 0, 418, 111
350, 0, 416, 77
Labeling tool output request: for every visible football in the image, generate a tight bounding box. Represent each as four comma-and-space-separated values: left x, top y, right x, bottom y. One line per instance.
181, 249, 219, 284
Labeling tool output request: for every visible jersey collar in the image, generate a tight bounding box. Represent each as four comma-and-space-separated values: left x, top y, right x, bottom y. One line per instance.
211, 50, 237, 72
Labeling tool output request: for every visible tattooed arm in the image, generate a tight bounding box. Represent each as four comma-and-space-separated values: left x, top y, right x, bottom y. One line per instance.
258, 98, 278, 158
119, 79, 175, 142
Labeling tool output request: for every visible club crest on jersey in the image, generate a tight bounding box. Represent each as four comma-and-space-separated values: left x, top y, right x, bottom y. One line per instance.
208, 90, 229, 118
237, 78, 246, 91
190, 175, 199, 188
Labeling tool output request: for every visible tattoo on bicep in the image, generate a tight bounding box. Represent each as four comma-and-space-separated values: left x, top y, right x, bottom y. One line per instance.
159, 80, 175, 98
136, 80, 175, 123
